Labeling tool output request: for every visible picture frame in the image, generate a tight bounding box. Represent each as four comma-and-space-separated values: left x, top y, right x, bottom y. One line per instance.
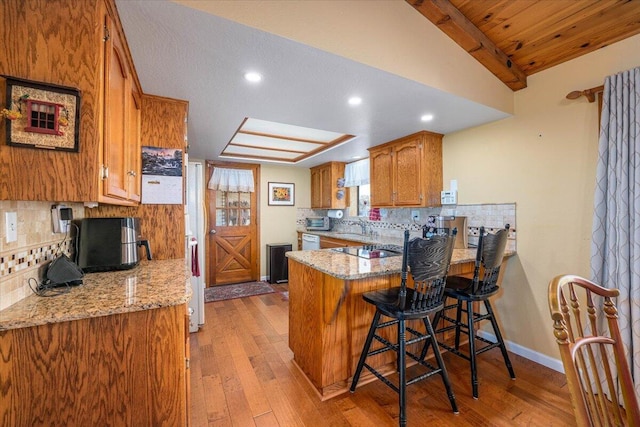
268, 182, 295, 206
2, 76, 81, 152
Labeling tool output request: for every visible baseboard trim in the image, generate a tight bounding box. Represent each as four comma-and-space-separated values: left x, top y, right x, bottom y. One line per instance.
477, 330, 565, 373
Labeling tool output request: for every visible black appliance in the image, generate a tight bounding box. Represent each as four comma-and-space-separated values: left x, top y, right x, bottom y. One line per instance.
267, 243, 292, 284
75, 217, 152, 272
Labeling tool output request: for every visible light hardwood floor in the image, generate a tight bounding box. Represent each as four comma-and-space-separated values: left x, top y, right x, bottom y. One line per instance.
189, 285, 575, 426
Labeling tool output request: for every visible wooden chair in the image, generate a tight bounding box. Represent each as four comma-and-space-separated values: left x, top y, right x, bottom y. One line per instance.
432, 225, 515, 399
548, 274, 640, 426
350, 230, 459, 427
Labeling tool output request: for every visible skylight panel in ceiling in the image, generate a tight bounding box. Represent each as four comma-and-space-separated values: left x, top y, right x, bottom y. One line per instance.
220, 117, 355, 163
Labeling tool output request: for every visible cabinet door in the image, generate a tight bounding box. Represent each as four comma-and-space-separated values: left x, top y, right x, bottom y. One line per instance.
394, 138, 423, 206
320, 165, 332, 208
126, 88, 141, 202
310, 167, 322, 208
103, 13, 129, 200
369, 146, 394, 207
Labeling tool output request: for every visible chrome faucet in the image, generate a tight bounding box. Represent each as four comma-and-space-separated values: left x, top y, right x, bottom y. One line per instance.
359, 219, 369, 235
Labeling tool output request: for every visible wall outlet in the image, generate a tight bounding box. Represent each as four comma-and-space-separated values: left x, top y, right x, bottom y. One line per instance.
411, 210, 420, 221
5, 212, 17, 243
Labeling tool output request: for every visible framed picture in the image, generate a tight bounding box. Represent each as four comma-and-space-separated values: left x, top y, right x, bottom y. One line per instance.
2, 76, 81, 152
268, 182, 295, 206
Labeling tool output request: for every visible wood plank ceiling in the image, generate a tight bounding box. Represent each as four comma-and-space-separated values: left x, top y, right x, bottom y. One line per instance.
408, 0, 640, 90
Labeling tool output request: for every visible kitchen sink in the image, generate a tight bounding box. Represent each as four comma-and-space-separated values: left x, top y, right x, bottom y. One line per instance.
331, 244, 403, 259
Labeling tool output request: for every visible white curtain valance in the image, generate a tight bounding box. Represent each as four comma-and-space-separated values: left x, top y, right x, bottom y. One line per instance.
208, 167, 255, 192
344, 158, 370, 187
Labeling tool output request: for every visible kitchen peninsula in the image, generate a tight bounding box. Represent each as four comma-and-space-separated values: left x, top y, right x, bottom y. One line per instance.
286, 245, 513, 400
0, 259, 191, 426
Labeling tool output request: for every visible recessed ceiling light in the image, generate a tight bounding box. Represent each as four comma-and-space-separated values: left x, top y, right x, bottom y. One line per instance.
351, 155, 362, 159
421, 114, 434, 122
348, 96, 362, 106
244, 72, 262, 83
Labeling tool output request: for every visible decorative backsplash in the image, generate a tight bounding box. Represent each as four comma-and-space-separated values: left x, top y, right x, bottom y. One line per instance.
297, 203, 517, 250
0, 201, 83, 311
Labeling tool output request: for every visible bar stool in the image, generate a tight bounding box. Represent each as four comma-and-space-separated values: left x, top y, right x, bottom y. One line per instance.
350, 230, 459, 427
432, 225, 515, 399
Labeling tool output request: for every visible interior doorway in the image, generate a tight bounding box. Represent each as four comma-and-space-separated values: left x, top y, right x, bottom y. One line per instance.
205, 161, 260, 286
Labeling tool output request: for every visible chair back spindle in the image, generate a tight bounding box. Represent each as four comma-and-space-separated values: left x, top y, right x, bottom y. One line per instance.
548, 275, 640, 426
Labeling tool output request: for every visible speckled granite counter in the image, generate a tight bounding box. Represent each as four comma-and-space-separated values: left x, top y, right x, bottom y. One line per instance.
0, 258, 191, 331
286, 247, 514, 281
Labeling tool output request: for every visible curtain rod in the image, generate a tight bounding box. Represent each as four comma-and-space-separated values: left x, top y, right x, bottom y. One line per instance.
566, 84, 604, 103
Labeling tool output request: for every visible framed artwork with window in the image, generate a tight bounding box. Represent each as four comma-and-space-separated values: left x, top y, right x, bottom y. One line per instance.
1, 76, 81, 152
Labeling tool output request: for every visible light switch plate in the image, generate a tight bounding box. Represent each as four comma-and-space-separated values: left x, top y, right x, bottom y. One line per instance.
5, 212, 17, 243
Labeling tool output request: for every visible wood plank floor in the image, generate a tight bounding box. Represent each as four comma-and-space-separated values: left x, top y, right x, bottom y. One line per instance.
189, 285, 576, 426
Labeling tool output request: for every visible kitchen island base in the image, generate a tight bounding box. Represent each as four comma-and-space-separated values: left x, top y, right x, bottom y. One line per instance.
288, 258, 476, 399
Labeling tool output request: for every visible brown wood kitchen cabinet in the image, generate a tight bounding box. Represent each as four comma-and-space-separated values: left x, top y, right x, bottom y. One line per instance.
0, 0, 142, 205
319, 235, 357, 249
0, 304, 189, 426
102, 4, 142, 204
310, 162, 348, 209
368, 131, 443, 207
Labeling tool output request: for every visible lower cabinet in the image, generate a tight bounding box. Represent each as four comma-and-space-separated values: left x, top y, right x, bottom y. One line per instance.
319, 236, 357, 249
0, 304, 189, 426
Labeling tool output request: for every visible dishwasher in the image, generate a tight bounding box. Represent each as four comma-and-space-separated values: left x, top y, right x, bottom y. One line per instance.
301, 233, 321, 250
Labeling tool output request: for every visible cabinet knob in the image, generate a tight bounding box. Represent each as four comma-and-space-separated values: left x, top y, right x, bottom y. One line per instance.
209, 229, 216, 234
127, 170, 137, 177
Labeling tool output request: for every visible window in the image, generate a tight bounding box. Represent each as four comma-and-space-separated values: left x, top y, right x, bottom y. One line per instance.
25, 99, 63, 135
357, 184, 370, 217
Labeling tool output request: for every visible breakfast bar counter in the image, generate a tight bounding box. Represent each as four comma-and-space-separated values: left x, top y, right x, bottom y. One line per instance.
285, 247, 514, 400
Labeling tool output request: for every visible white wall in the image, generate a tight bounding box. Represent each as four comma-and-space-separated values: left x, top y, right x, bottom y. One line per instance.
259, 163, 310, 278
443, 34, 640, 359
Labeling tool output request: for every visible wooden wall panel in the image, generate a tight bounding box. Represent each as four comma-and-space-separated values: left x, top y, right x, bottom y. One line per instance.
86, 94, 189, 260
0, 0, 103, 201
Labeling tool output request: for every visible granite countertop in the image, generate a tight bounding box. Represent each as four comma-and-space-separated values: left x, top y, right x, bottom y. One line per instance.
286, 247, 515, 280
0, 258, 191, 331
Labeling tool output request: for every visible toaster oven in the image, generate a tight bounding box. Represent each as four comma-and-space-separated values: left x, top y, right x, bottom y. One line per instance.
305, 217, 331, 231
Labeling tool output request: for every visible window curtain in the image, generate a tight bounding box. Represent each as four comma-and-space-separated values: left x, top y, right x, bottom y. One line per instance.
208, 167, 255, 192
591, 66, 640, 399
344, 158, 370, 187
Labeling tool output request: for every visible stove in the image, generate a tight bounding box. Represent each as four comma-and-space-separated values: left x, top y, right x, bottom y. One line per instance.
332, 244, 403, 259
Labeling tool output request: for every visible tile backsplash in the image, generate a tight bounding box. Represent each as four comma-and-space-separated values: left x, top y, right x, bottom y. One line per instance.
297, 203, 517, 250
0, 201, 84, 310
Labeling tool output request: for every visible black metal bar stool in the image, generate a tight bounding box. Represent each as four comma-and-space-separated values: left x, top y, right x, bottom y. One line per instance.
432, 224, 515, 399
350, 230, 459, 427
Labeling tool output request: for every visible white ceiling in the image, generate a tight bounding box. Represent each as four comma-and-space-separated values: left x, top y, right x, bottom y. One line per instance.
116, 0, 509, 168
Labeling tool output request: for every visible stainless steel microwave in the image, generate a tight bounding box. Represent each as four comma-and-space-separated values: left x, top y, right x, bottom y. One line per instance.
305, 217, 331, 231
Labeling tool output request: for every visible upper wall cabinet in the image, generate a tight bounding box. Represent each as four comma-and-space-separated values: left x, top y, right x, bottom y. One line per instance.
310, 162, 347, 209
101, 6, 142, 204
0, 0, 141, 205
368, 131, 443, 208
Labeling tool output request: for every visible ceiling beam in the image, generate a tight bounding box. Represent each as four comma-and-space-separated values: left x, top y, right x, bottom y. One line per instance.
407, 0, 528, 91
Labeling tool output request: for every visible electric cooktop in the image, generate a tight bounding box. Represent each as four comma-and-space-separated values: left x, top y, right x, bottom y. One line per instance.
331, 244, 403, 259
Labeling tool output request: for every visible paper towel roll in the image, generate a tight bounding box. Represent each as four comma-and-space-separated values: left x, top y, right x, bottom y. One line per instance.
327, 210, 344, 219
